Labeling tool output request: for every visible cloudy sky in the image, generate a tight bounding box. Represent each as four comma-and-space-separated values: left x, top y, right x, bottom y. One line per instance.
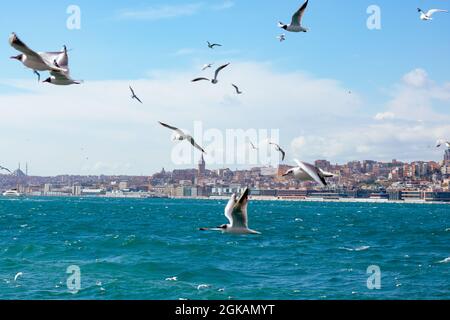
1, 0, 450, 176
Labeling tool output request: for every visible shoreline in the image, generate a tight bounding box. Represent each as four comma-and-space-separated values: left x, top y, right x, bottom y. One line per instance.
2, 194, 449, 205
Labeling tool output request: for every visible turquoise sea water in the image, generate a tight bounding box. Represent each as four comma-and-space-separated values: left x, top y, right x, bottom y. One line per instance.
0, 196, 449, 300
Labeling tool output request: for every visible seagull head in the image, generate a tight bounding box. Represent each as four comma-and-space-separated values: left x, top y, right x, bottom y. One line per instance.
10, 54, 22, 61
282, 169, 295, 177
278, 22, 288, 30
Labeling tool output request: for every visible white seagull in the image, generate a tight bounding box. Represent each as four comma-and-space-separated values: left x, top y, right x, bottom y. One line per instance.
202, 63, 213, 71
436, 139, 450, 148
232, 84, 243, 95
200, 188, 261, 235
269, 142, 286, 161
42, 46, 82, 85
158, 121, 206, 154
418, 8, 448, 21
9, 32, 67, 81
279, 0, 310, 33
277, 34, 286, 42
283, 159, 336, 187
192, 63, 230, 84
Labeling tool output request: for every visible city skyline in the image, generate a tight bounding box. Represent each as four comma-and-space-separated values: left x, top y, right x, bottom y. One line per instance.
1, 1, 450, 175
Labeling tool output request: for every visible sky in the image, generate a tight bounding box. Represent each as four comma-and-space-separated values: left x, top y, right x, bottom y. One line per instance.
0, 0, 450, 176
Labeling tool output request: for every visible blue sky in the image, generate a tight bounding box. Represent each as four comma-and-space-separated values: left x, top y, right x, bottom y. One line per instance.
1, 0, 450, 175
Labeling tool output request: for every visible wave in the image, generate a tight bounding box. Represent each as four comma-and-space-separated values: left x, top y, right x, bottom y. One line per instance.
339, 246, 370, 252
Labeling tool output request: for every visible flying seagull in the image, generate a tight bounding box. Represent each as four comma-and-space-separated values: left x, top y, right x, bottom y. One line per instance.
202, 63, 213, 71
42, 46, 81, 85
269, 142, 286, 161
0, 166, 12, 174
436, 139, 450, 148
158, 121, 207, 154
200, 188, 261, 235
9, 32, 67, 82
279, 0, 310, 33
277, 34, 286, 42
249, 141, 258, 150
192, 63, 230, 84
283, 159, 336, 187
207, 41, 222, 49
232, 84, 243, 95
418, 8, 448, 21
129, 86, 143, 104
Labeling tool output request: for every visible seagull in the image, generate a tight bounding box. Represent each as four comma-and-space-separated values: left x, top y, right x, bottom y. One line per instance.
269, 142, 286, 161
158, 121, 207, 154
202, 63, 213, 71
232, 84, 243, 95
283, 159, 336, 187
0, 166, 12, 174
249, 141, 258, 150
436, 139, 450, 148
277, 34, 286, 42
200, 188, 261, 235
279, 0, 310, 33
207, 41, 222, 49
9, 32, 67, 81
129, 86, 143, 104
418, 8, 448, 21
42, 46, 81, 85
192, 63, 230, 84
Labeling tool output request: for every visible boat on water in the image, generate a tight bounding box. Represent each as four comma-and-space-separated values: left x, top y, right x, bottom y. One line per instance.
2, 189, 23, 197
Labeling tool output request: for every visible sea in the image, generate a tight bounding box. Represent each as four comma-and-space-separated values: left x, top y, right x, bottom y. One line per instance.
0, 196, 448, 300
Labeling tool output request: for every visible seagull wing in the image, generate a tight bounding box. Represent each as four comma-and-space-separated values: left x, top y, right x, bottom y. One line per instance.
231, 188, 249, 229
9, 33, 42, 60
186, 135, 206, 153
214, 63, 230, 81
232, 84, 240, 93
295, 160, 327, 187
0, 166, 12, 174
129, 86, 136, 96
291, 0, 309, 26
270, 143, 286, 160
427, 9, 448, 17
158, 121, 185, 136
192, 77, 210, 82
41, 46, 69, 71
224, 195, 236, 225
50, 69, 73, 81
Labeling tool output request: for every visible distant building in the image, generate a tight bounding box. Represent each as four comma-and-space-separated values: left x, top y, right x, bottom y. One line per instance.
198, 154, 206, 177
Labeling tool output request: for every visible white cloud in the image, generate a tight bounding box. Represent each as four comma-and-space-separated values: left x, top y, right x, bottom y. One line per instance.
1, 65, 448, 175
118, 3, 203, 21
212, 1, 235, 11
402, 68, 429, 88
374, 112, 395, 121
117, 1, 235, 21
290, 68, 450, 164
